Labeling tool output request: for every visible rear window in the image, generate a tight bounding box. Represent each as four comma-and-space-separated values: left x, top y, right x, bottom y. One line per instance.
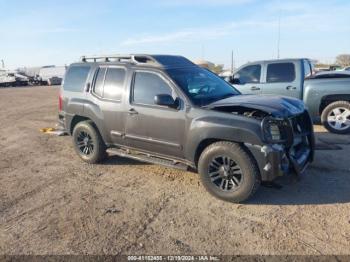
304, 60, 312, 78
267, 63, 295, 83
236, 64, 261, 84
63, 66, 91, 92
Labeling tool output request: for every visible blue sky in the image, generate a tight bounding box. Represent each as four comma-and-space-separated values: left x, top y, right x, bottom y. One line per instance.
1, 0, 350, 69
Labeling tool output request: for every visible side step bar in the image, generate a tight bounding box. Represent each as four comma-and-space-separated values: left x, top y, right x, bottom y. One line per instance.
107, 148, 189, 171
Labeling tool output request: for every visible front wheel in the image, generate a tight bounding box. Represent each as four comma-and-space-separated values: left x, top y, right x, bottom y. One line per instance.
72, 120, 107, 164
198, 142, 261, 203
321, 101, 350, 134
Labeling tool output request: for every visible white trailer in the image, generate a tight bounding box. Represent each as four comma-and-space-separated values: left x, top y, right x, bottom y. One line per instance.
39, 66, 66, 85
0, 69, 16, 87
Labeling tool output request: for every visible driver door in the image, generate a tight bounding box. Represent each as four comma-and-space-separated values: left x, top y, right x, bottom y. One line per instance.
124, 70, 186, 158
232, 64, 263, 95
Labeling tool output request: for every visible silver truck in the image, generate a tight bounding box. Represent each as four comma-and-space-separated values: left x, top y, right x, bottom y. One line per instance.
230, 58, 350, 134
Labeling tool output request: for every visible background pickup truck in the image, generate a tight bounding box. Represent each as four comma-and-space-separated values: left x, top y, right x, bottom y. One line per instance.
230, 58, 350, 134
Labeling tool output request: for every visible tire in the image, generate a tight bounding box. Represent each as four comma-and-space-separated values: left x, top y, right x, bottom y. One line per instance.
72, 120, 107, 164
198, 141, 261, 203
321, 101, 350, 134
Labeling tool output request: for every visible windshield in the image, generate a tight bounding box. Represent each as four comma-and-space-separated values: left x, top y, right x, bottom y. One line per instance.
166, 67, 240, 106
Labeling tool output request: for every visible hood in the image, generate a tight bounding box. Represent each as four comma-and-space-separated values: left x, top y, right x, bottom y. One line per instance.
205, 95, 305, 118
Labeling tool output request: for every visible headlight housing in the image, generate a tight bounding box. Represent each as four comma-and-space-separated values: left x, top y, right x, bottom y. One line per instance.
261, 117, 291, 144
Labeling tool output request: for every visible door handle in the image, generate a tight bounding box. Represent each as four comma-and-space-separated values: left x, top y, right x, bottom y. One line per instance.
251, 86, 260, 91
128, 108, 138, 115
286, 86, 297, 90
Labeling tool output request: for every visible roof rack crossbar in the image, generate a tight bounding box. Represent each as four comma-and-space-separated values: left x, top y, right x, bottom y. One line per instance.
80, 54, 161, 66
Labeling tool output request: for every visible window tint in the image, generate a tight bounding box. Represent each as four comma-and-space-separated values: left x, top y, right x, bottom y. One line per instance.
64, 66, 90, 92
93, 68, 106, 97
267, 63, 295, 83
133, 72, 173, 105
103, 68, 125, 100
304, 60, 312, 78
236, 65, 261, 84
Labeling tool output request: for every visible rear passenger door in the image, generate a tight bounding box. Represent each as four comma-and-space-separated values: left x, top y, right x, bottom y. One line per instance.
261, 62, 301, 99
89, 66, 127, 145
232, 64, 263, 95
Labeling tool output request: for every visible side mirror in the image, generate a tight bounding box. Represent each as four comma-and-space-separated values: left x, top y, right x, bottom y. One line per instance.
154, 94, 177, 108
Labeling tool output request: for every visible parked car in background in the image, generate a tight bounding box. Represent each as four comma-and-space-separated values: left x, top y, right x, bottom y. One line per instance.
313, 71, 350, 79
329, 65, 343, 71
39, 66, 66, 85
18, 65, 66, 86
229, 58, 350, 134
58, 54, 315, 203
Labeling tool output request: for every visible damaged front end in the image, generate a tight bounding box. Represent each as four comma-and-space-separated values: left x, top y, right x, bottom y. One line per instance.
210, 104, 315, 181
249, 111, 315, 181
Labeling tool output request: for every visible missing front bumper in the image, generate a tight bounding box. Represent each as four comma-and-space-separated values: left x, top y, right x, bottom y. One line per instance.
246, 143, 312, 181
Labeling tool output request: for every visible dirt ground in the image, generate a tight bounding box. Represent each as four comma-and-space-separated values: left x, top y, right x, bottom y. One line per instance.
0, 86, 350, 255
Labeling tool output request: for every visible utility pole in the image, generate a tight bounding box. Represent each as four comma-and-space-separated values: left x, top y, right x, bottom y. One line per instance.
231, 50, 234, 74
277, 10, 281, 59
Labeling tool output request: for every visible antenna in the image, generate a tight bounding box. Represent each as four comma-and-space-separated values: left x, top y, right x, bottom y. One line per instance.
231, 50, 234, 74
277, 10, 281, 59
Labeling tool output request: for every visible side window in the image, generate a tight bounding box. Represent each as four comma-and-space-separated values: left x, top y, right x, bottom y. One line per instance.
103, 68, 125, 100
236, 65, 261, 84
63, 66, 90, 92
133, 72, 173, 105
93, 68, 106, 97
266, 63, 295, 83
92, 67, 125, 100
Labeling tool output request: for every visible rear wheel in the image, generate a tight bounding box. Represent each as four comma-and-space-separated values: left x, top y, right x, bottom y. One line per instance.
321, 101, 350, 134
72, 120, 107, 164
198, 141, 260, 203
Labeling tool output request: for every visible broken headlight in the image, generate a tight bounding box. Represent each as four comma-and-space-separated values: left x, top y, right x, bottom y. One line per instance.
261, 117, 290, 144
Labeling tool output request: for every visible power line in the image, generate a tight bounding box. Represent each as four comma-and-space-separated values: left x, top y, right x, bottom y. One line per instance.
277, 10, 281, 59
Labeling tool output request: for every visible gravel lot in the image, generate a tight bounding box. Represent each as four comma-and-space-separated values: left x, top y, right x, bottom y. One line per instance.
0, 86, 350, 255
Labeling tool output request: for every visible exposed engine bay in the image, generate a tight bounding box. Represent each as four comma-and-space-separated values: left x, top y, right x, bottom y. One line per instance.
210, 105, 269, 120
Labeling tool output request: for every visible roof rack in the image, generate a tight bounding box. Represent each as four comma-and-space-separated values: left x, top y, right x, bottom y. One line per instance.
80, 54, 161, 66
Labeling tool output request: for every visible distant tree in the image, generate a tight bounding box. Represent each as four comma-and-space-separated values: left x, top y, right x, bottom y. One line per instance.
211, 64, 224, 74
336, 54, 350, 67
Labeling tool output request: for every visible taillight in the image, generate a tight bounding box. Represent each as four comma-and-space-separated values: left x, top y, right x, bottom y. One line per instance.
59, 92, 63, 111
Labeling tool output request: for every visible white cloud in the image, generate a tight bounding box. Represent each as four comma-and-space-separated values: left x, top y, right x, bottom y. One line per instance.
121, 25, 234, 46
121, 20, 275, 46
121, 1, 350, 47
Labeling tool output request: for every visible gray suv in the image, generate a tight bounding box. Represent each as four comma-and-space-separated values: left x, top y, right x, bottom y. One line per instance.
58, 55, 315, 202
